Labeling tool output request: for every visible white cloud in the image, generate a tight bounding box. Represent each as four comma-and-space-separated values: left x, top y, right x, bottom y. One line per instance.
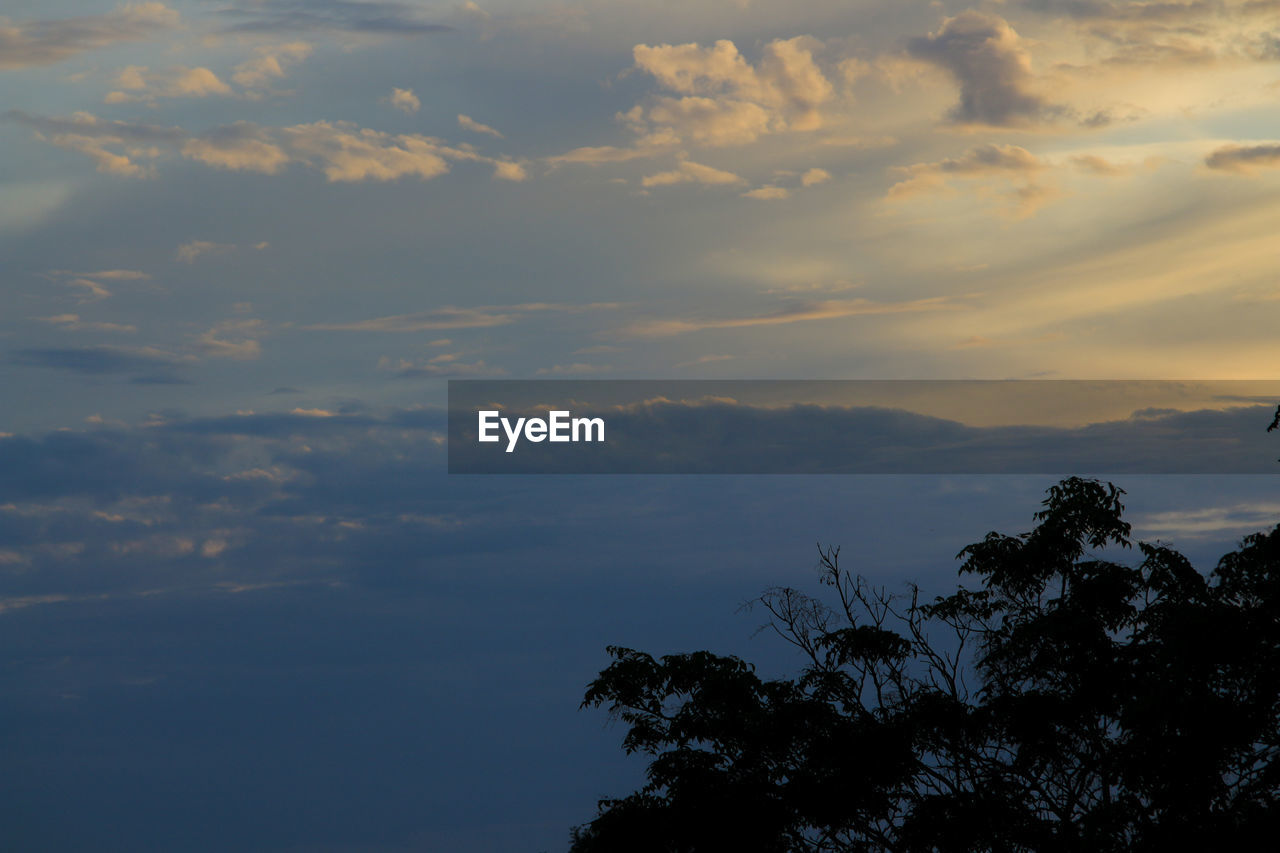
231, 42, 313, 89
801, 167, 831, 186
105, 66, 233, 102
0, 3, 179, 70
388, 88, 421, 114
620, 296, 960, 337
641, 159, 743, 188
37, 314, 137, 333
197, 319, 265, 360
626, 36, 835, 147
458, 114, 503, 138
535, 363, 612, 375
742, 185, 789, 199
176, 240, 235, 263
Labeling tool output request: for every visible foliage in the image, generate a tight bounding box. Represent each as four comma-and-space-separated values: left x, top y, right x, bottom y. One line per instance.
570, 478, 1280, 851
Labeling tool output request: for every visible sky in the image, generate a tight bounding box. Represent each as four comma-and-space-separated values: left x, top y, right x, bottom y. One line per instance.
4, 1, 1280, 850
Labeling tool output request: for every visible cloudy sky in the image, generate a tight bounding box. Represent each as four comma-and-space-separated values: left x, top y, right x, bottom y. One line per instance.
4, 1, 1280, 850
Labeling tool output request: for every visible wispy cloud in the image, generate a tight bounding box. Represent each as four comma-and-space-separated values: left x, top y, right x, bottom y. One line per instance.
620, 297, 960, 338
0, 3, 179, 70
458, 114, 503, 138
213, 1, 452, 36
8, 112, 526, 184
307, 301, 620, 332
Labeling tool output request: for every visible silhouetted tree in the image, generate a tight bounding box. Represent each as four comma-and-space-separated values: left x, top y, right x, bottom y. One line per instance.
571, 478, 1280, 851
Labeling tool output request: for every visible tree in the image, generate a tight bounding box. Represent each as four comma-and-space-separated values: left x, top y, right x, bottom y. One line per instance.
570, 478, 1280, 851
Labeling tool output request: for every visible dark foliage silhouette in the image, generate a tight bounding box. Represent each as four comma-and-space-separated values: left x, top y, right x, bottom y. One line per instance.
570, 478, 1280, 851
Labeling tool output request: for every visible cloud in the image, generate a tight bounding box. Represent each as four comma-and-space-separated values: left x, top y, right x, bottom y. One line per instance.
534, 363, 612, 375
279, 121, 450, 181
61, 278, 113, 302
12, 112, 525, 185
675, 354, 734, 368
197, 319, 266, 360
214, 0, 453, 36
105, 66, 233, 103
379, 356, 505, 377
1070, 154, 1131, 176
545, 131, 679, 166
631, 36, 834, 141
887, 143, 1056, 216
1136, 501, 1280, 538
1204, 143, 1280, 173
180, 122, 292, 174
387, 88, 421, 113
742, 185, 789, 199
0, 3, 179, 70
176, 241, 236, 263
37, 315, 137, 334
800, 167, 831, 186
307, 301, 619, 332
43, 269, 149, 303
888, 144, 1045, 192
620, 296, 960, 337
5, 110, 184, 178
550, 35, 834, 164
64, 269, 151, 281
231, 42, 313, 89
8, 346, 194, 376
458, 114, 502, 138
906, 11, 1064, 127
640, 159, 743, 188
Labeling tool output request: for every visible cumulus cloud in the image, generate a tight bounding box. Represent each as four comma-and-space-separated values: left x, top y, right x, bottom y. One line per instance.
633, 37, 833, 132
625, 37, 834, 147
550, 35, 836, 166
458, 114, 503, 137
0, 3, 178, 70
1204, 143, 1280, 173
619, 296, 959, 337
387, 88, 421, 113
640, 159, 743, 188
906, 11, 1064, 127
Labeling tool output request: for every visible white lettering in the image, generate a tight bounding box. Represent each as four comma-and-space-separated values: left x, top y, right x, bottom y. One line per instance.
501, 416, 526, 453
478, 411, 500, 443
549, 410, 570, 442
573, 416, 605, 442
478, 410, 605, 452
